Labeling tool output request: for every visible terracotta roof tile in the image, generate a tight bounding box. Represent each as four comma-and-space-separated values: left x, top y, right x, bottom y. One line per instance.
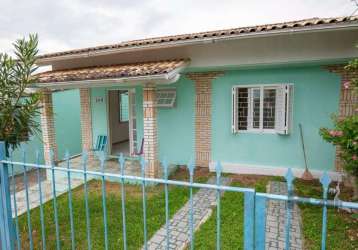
37, 16, 358, 60
35, 59, 189, 83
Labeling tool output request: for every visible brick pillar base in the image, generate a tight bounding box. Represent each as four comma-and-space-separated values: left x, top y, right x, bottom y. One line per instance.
327, 65, 358, 171
80, 88, 94, 159
143, 86, 159, 177
40, 90, 58, 165
187, 72, 223, 167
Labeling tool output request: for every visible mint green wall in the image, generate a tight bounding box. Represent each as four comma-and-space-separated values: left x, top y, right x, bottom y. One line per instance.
89, 80, 195, 165
91, 87, 108, 144
53, 90, 82, 158
88, 65, 339, 171
90, 86, 143, 152
157, 78, 195, 165
211, 66, 340, 171
11, 89, 82, 175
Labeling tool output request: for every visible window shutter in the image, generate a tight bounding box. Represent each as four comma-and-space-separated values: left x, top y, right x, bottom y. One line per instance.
275, 84, 293, 134
286, 85, 294, 134
232, 87, 237, 133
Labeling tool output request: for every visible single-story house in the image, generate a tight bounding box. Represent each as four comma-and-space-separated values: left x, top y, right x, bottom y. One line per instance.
33, 15, 358, 179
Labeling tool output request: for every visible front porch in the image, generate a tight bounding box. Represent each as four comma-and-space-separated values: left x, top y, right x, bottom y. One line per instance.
34, 60, 191, 178
54, 155, 143, 183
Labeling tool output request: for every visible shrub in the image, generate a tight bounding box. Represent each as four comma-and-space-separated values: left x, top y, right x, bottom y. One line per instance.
320, 59, 358, 177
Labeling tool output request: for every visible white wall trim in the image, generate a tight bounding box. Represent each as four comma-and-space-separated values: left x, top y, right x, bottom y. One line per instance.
209, 161, 343, 181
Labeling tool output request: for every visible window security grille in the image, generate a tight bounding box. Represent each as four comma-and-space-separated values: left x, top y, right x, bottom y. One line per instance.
232, 84, 293, 134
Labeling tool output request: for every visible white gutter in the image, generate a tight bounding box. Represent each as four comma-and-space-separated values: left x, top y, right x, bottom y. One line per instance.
37, 23, 358, 64
31, 71, 182, 90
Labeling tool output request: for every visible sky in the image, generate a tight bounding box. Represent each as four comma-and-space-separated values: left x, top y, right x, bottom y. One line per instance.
0, 0, 357, 55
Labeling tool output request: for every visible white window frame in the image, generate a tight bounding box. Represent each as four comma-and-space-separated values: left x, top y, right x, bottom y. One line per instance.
155, 88, 177, 108
232, 83, 293, 134
119, 91, 129, 122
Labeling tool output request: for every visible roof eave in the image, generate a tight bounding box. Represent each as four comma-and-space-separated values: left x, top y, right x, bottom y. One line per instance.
36, 22, 358, 65
31, 68, 185, 90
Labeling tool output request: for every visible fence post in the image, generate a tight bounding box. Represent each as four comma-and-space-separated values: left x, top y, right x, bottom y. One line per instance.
244, 191, 255, 250
0, 141, 15, 250
254, 195, 267, 250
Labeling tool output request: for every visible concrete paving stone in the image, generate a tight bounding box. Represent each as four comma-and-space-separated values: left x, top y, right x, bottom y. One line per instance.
265, 181, 303, 250
11, 176, 85, 218
143, 177, 231, 250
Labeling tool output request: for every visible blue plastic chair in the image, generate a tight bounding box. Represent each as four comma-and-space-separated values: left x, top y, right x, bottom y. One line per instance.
94, 135, 108, 152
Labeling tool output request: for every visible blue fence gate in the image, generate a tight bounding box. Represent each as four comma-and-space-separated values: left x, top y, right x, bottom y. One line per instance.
0, 140, 358, 250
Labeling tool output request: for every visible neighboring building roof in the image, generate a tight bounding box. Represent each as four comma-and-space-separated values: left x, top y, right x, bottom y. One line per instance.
37, 15, 358, 61
35, 59, 188, 83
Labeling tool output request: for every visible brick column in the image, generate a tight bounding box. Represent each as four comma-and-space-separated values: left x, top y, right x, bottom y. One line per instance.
80, 88, 93, 156
143, 85, 159, 177
40, 90, 58, 165
327, 65, 358, 171
187, 72, 223, 167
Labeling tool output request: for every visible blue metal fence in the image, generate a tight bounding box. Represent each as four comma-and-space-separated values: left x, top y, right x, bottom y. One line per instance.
0, 140, 358, 250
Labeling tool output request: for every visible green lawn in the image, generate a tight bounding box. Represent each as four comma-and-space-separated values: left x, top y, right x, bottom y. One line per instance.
295, 179, 358, 250
17, 172, 357, 250
193, 175, 278, 249
194, 176, 358, 250
18, 169, 208, 250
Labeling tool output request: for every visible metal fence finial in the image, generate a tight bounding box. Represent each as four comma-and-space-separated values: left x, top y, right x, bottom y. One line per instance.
35, 149, 40, 162
187, 159, 195, 177
99, 151, 106, 166
49, 149, 55, 165
140, 157, 147, 177
8, 147, 14, 159
215, 161, 222, 179
119, 153, 125, 175
21, 146, 26, 162
320, 172, 331, 194
82, 150, 88, 164
285, 168, 295, 190
162, 158, 169, 179
64, 150, 70, 161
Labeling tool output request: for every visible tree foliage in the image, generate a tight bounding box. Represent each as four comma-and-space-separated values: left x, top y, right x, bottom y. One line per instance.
0, 34, 41, 149
320, 58, 358, 177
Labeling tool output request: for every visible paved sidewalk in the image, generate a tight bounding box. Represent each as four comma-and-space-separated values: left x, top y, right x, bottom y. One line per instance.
145, 177, 231, 250
266, 181, 303, 250
11, 177, 84, 218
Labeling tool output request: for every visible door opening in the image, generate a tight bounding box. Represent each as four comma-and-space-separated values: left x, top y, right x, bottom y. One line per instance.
108, 89, 137, 156
108, 90, 129, 155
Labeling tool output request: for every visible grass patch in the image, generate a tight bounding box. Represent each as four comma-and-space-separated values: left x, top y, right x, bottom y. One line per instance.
295, 179, 358, 250
193, 175, 278, 249
18, 167, 209, 250
17, 170, 357, 250
194, 175, 357, 250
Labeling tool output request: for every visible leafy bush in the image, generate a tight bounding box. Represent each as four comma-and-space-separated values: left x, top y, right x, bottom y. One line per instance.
320, 59, 358, 177
320, 115, 358, 176
0, 35, 40, 150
